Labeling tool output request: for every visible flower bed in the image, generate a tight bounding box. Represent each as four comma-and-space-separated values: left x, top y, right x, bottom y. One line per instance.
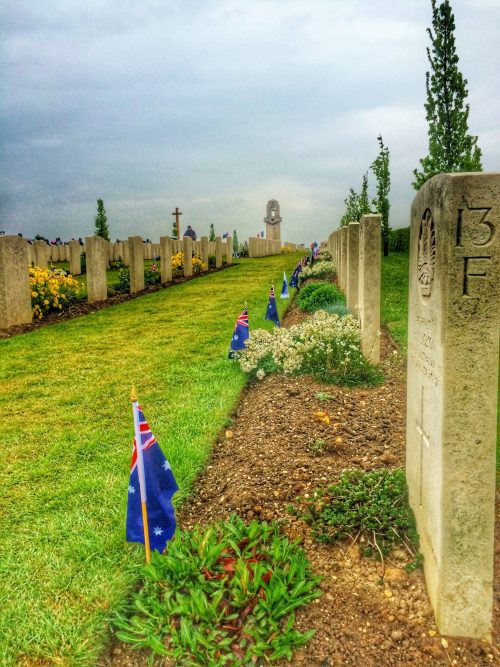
29, 266, 83, 319
236, 310, 381, 386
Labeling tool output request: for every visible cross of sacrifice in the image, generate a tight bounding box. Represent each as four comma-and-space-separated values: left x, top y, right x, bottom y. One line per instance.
172, 207, 182, 238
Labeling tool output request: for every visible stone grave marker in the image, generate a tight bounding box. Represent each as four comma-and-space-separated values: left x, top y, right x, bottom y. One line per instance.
406, 173, 499, 639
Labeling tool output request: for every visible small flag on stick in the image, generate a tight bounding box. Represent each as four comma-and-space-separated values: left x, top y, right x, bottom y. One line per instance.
229, 306, 249, 358
265, 285, 280, 327
280, 271, 289, 299
126, 390, 178, 561
289, 268, 299, 288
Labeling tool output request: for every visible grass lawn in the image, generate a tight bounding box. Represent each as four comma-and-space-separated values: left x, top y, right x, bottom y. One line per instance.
380, 251, 409, 352
380, 251, 499, 476
0, 254, 302, 666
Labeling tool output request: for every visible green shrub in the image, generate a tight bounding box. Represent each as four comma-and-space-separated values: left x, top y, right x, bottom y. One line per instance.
239, 241, 249, 258
114, 515, 321, 665
296, 283, 345, 312
321, 303, 351, 318
388, 227, 410, 252
296, 469, 421, 568
144, 262, 161, 285
115, 267, 130, 292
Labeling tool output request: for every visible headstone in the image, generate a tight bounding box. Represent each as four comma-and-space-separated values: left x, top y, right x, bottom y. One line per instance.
340, 227, 348, 289
33, 240, 51, 268
183, 236, 193, 277
200, 236, 209, 268
27, 243, 34, 266
406, 173, 499, 639
264, 199, 282, 242
128, 236, 144, 293
226, 236, 233, 265
68, 240, 82, 275
215, 236, 222, 267
85, 236, 109, 303
160, 236, 172, 283
0, 236, 33, 328
346, 222, 360, 312
358, 214, 381, 364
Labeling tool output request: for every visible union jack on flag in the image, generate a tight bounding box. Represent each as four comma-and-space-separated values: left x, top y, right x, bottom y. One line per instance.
126, 406, 178, 553
229, 306, 249, 357
265, 285, 280, 327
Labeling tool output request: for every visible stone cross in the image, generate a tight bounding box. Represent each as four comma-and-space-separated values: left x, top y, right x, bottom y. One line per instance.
172, 207, 182, 239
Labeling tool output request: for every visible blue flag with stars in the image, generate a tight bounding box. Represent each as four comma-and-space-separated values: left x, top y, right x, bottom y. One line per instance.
126, 406, 178, 553
289, 268, 299, 288
229, 306, 249, 358
280, 271, 289, 299
265, 285, 280, 327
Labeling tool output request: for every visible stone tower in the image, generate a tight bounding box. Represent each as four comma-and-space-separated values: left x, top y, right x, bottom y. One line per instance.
264, 199, 282, 242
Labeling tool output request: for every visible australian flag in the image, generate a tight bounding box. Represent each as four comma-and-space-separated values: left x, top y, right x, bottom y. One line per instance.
229, 306, 249, 357
280, 271, 289, 299
265, 285, 280, 327
289, 268, 299, 288
126, 406, 178, 553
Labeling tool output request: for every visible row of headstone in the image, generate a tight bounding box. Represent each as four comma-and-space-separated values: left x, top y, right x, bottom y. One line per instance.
328, 214, 381, 364
248, 238, 282, 257
326, 173, 499, 641
0, 234, 234, 327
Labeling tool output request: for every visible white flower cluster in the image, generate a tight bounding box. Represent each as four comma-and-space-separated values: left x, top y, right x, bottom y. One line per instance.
299, 260, 336, 283
238, 310, 362, 379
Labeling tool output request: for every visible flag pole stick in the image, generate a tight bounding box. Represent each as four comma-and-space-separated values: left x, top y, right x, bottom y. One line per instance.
131, 387, 151, 564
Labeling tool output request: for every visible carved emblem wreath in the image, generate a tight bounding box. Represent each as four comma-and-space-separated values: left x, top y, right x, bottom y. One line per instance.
418, 209, 436, 298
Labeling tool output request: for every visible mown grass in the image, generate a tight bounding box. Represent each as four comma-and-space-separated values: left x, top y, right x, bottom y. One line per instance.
380, 251, 499, 475
380, 251, 409, 352
0, 254, 302, 666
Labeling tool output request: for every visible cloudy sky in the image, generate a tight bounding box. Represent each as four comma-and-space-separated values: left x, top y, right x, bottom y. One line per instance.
1, 0, 499, 244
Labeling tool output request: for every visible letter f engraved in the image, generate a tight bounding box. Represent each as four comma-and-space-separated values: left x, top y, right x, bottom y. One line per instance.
462, 256, 491, 297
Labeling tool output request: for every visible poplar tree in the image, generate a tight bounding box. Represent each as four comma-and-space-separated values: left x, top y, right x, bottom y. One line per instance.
340, 173, 370, 227
232, 229, 239, 253
209, 223, 216, 242
371, 135, 391, 256
413, 0, 482, 190
94, 199, 110, 240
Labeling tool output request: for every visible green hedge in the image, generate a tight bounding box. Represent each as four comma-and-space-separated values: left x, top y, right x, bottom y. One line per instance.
388, 227, 410, 252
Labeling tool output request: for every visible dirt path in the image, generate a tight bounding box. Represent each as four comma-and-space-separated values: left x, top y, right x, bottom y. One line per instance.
106, 308, 499, 667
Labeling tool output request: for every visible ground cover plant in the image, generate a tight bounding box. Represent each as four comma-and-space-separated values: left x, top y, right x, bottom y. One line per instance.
114, 515, 321, 665
294, 468, 421, 569
0, 252, 302, 666
236, 310, 382, 386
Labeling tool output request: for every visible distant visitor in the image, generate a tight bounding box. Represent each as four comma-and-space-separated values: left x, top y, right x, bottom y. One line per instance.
183, 225, 197, 241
